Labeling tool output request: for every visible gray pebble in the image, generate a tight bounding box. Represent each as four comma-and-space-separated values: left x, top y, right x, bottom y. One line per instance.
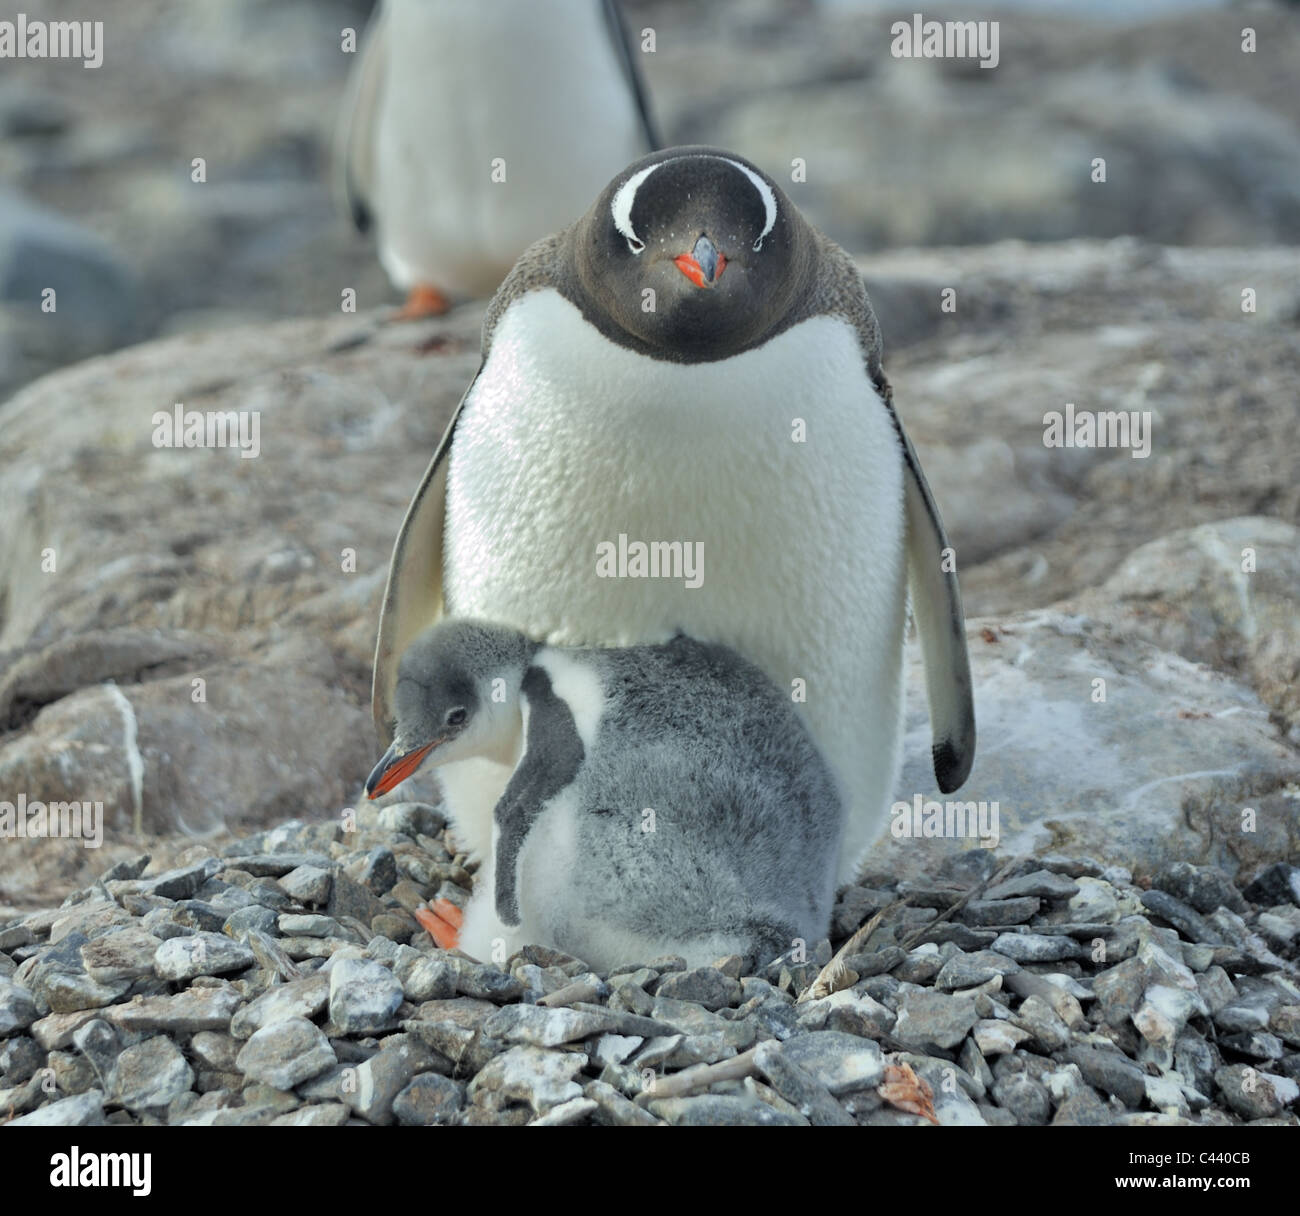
220, 903, 277, 939
1051, 1088, 1114, 1126
1062, 1045, 1147, 1109
344, 1037, 438, 1125
274, 913, 338, 938
279, 865, 333, 906
0, 1034, 43, 1083
1012, 995, 1072, 1051
235, 1017, 336, 1089
655, 966, 743, 1010
893, 989, 979, 1050
396, 954, 456, 1003
1140, 890, 1225, 945
328, 957, 404, 1035
483, 1003, 623, 1048
990, 932, 1081, 963
190, 1031, 240, 1072
958, 897, 1041, 926
468, 1045, 586, 1115
393, 1072, 465, 1125
985, 870, 1080, 901
1242, 863, 1300, 908
1153, 862, 1247, 915
171, 901, 229, 933
934, 949, 1021, 991
991, 1072, 1051, 1125
231, 972, 329, 1039
8, 1089, 106, 1126
1214, 1063, 1287, 1119
377, 802, 446, 839
139, 858, 221, 901
106, 984, 243, 1033
108, 1036, 194, 1110
648, 1093, 805, 1126
79, 930, 161, 984
778, 1031, 884, 1094
448, 957, 523, 1004
1219, 1030, 1283, 1061
354, 847, 399, 896
70, 1017, 120, 1087
753, 1041, 855, 1126
270, 1103, 351, 1127
0, 978, 39, 1035
154, 933, 254, 981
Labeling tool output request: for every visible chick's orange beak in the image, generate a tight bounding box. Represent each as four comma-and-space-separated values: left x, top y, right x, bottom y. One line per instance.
366, 740, 435, 799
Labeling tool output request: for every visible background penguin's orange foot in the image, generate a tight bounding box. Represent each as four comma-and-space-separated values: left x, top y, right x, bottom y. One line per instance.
393, 283, 450, 320
414, 898, 463, 949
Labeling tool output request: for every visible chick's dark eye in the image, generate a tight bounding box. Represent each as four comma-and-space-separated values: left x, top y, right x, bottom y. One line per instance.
445, 707, 468, 728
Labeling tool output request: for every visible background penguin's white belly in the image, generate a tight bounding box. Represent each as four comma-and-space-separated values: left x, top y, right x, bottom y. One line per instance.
446, 290, 908, 879
375, 0, 647, 297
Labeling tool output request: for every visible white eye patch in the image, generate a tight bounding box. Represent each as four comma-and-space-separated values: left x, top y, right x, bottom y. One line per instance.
611, 155, 778, 254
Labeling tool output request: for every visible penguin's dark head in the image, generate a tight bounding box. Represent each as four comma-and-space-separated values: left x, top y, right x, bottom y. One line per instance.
572, 148, 814, 361
366, 620, 533, 798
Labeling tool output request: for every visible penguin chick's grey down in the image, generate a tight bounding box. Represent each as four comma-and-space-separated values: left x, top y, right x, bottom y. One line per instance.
367, 619, 845, 971
372, 145, 976, 885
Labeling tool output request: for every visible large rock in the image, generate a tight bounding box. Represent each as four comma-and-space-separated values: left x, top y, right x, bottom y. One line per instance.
662, 6, 1300, 252
0, 307, 478, 903
881, 608, 1300, 881
0, 190, 145, 400
861, 241, 1300, 582
1077, 517, 1300, 743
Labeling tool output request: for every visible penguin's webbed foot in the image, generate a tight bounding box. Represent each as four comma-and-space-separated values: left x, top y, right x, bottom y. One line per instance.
392, 283, 451, 320
414, 897, 463, 949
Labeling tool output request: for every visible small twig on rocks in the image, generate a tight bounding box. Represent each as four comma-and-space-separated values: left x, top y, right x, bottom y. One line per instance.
797, 897, 911, 1005
898, 854, 1026, 951
632, 1047, 759, 1105
538, 978, 603, 1008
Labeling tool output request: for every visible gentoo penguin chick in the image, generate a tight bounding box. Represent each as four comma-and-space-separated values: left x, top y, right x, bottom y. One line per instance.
366, 620, 844, 971
336, 0, 659, 317
372, 146, 976, 886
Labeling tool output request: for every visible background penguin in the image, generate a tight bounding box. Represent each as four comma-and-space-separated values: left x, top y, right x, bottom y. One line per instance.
372, 146, 975, 885
366, 619, 844, 970
336, 0, 660, 317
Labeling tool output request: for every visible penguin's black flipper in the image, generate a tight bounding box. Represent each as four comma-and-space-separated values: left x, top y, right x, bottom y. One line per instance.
493, 665, 586, 926
894, 411, 977, 793
601, 0, 663, 152
372, 369, 482, 744
334, 1, 388, 234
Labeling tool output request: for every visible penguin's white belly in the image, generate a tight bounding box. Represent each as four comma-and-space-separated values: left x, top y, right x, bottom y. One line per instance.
374, 0, 647, 297
446, 290, 909, 879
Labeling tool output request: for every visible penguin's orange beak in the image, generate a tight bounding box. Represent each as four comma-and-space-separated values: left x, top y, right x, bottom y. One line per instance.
366, 740, 436, 799
674, 234, 725, 288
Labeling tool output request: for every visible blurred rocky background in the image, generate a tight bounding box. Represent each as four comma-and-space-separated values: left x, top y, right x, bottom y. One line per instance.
1, 0, 1298, 911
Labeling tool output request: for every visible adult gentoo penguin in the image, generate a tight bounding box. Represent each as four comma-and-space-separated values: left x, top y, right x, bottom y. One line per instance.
336, 0, 659, 317
372, 146, 975, 883
366, 620, 844, 970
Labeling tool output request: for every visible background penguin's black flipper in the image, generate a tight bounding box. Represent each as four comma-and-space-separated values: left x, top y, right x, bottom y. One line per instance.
333, 2, 388, 234
601, 0, 664, 151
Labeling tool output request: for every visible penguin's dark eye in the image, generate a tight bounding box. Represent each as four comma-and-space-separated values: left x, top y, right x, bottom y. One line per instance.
626, 236, 645, 255
445, 707, 468, 728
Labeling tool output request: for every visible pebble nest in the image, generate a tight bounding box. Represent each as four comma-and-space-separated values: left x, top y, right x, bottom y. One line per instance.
2, 802, 1298, 1127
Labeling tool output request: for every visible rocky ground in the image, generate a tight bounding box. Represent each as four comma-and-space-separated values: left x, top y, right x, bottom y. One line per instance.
2, 808, 1297, 1126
